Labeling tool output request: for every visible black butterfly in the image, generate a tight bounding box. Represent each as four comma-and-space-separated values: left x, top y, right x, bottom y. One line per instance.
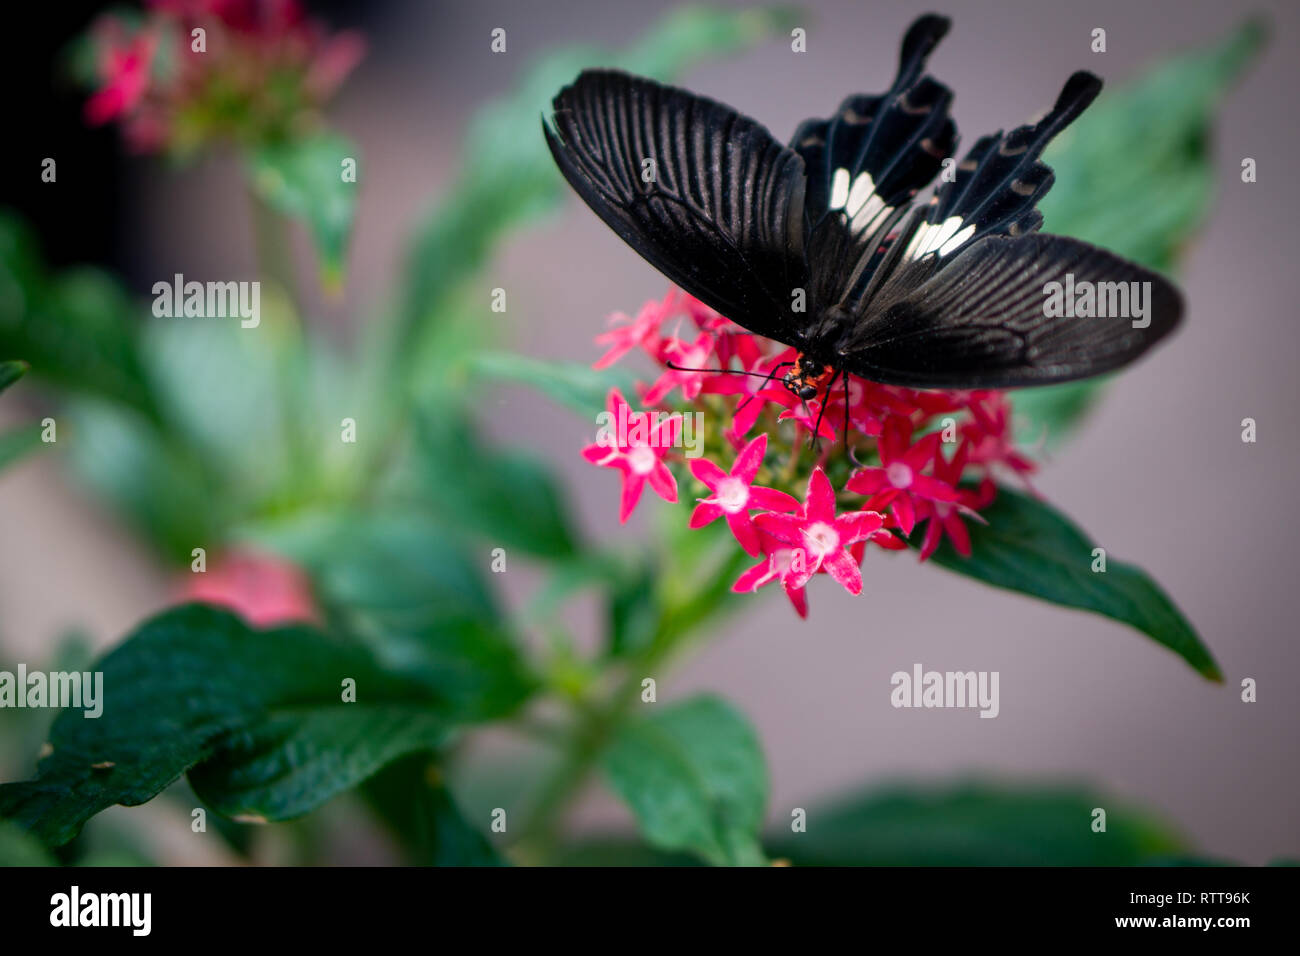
543, 14, 1182, 421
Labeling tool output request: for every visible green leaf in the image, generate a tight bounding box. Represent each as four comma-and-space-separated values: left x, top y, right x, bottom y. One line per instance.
469, 352, 638, 419
414, 413, 580, 560
0, 359, 28, 394
550, 838, 702, 867
1015, 19, 1265, 447
0, 605, 450, 846
65, 399, 222, 563
0, 214, 158, 421
1041, 18, 1264, 271
767, 780, 1187, 866
911, 486, 1219, 680
393, 5, 796, 364
240, 510, 536, 721
248, 132, 358, 288
361, 752, 504, 866
601, 694, 768, 866
0, 819, 56, 866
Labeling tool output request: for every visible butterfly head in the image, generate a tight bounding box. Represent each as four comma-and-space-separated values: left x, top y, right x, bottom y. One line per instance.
783, 355, 832, 402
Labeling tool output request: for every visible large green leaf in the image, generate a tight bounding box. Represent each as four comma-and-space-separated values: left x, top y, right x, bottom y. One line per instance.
248, 132, 359, 288
601, 694, 768, 866
767, 780, 1187, 866
912, 487, 1219, 680
1015, 19, 1264, 447
0, 820, 55, 866
393, 5, 797, 359
0, 605, 451, 846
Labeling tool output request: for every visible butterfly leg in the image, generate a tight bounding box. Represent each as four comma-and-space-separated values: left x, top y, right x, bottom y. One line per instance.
807, 371, 838, 453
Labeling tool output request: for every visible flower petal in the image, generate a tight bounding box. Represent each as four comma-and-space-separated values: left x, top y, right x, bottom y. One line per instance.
618, 474, 646, 523
731, 432, 768, 483
689, 501, 723, 529
754, 512, 804, 546
725, 511, 762, 556
749, 486, 800, 513
845, 469, 888, 496
805, 467, 837, 522
821, 549, 863, 595
688, 456, 728, 488
647, 460, 678, 503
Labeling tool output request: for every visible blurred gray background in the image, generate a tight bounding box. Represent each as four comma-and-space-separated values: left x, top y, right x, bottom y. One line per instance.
2, 0, 1297, 862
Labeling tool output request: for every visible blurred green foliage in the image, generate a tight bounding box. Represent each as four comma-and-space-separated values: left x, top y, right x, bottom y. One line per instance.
1017, 18, 1266, 448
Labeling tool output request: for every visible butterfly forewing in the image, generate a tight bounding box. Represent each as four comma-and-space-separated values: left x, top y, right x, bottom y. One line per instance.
544, 69, 809, 346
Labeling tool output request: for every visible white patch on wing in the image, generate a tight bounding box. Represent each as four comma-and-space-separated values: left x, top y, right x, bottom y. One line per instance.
830, 168, 850, 210
903, 221, 932, 260
850, 194, 887, 234
937, 223, 976, 257
845, 172, 875, 217
907, 215, 967, 259
853, 202, 893, 239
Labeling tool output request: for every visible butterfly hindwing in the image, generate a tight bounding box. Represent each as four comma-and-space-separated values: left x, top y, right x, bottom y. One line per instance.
835, 233, 1183, 388
900, 71, 1102, 265
792, 14, 956, 228
544, 69, 809, 345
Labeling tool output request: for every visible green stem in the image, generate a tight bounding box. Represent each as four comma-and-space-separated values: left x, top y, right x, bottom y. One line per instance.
249, 189, 312, 499
515, 529, 748, 860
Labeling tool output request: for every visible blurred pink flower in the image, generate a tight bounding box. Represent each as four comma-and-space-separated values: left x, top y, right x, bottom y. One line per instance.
84, 24, 157, 126
179, 549, 319, 627
83, 0, 366, 154
582, 388, 679, 522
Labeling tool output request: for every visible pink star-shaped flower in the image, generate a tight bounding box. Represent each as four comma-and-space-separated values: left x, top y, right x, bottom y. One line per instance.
592, 294, 672, 369
582, 389, 679, 523
845, 416, 957, 534
754, 467, 884, 595
914, 442, 987, 560
961, 393, 1037, 482
641, 332, 716, 405
733, 532, 810, 618
688, 434, 798, 555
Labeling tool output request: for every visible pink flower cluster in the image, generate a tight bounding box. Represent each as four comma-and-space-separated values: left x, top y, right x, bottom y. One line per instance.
83, 0, 365, 152
583, 290, 1038, 617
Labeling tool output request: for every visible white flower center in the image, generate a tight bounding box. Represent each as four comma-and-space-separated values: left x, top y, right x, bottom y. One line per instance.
716, 477, 750, 514
886, 461, 913, 489
627, 446, 657, 476
803, 521, 839, 558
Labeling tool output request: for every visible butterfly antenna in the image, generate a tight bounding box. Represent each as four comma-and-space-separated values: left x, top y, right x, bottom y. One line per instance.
665, 360, 789, 380
735, 361, 794, 414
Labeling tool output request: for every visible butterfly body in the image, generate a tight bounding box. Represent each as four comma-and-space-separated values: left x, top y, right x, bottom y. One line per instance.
545, 14, 1182, 396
